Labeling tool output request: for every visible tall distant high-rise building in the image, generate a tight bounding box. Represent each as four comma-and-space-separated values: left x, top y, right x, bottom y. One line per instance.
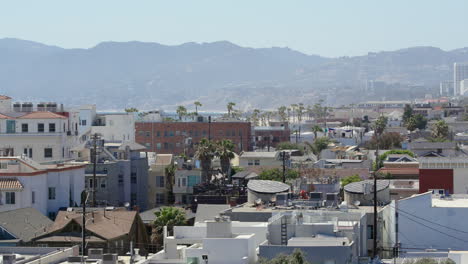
454, 63, 468, 96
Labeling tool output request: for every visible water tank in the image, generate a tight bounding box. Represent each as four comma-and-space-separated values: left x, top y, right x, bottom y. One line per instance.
37, 102, 46, 111
21, 102, 33, 112
46, 102, 57, 112
276, 193, 288, 206
13, 102, 21, 112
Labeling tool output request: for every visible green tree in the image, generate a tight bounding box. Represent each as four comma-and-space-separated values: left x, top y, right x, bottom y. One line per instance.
151, 207, 187, 244
176, 105, 187, 120
374, 115, 388, 136
195, 138, 216, 183
165, 164, 177, 204
367, 132, 403, 150
406, 114, 427, 131
306, 137, 330, 159
258, 168, 299, 182
431, 120, 449, 140
216, 139, 236, 182
125, 107, 138, 112
341, 174, 362, 187
311, 125, 323, 140
258, 249, 310, 264
402, 104, 413, 124
227, 102, 236, 117
194, 101, 202, 115
277, 106, 288, 122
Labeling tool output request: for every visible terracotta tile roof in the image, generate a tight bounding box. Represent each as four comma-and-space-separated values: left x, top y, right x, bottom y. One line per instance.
0, 113, 12, 119
0, 178, 23, 190
45, 210, 138, 240
0, 95, 12, 100
18, 111, 66, 119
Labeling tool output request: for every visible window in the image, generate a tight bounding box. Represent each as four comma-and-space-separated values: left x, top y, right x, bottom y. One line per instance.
156, 176, 165, 187
164, 131, 168, 137
100, 179, 107, 189
21, 123, 28, 133
145, 143, 151, 148
248, 160, 253, 166
156, 193, 165, 204
131, 172, 137, 184
0, 163, 7, 170
157, 143, 162, 149
187, 175, 200, 187
146, 131, 150, 137
118, 174, 124, 186
367, 225, 374, 239
88, 178, 94, 189
44, 148, 53, 158
81, 120, 87, 126
37, 123, 44, 133
49, 123, 56, 132
131, 193, 137, 203
169, 131, 174, 137
164, 143, 169, 150
48, 187, 56, 200
176, 142, 181, 148
5, 192, 15, 204
182, 178, 187, 187
23, 148, 32, 158
156, 131, 160, 137
32, 191, 35, 204
254, 160, 260, 165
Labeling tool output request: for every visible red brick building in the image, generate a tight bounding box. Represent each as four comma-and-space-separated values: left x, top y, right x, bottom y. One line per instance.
135, 121, 252, 155
419, 169, 453, 194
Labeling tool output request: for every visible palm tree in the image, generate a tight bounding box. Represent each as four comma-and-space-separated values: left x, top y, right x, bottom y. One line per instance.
165, 163, 177, 204
277, 106, 287, 122
216, 140, 236, 183
251, 109, 261, 126
312, 125, 323, 140
290, 104, 298, 123
176, 106, 187, 121
195, 138, 216, 183
194, 101, 202, 115
297, 103, 305, 123
151, 207, 187, 244
374, 115, 388, 136
227, 102, 236, 117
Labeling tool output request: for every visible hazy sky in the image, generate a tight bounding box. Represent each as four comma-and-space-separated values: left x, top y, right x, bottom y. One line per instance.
1, 0, 467, 57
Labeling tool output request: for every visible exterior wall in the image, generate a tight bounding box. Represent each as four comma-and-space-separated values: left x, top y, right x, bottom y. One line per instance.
78, 105, 96, 134
91, 113, 135, 142
173, 170, 202, 204
135, 121, 251, 155
148, 163, 169, 208
0, 117, 80, 163
131, 156, 149, 210
239, 157, 282, 168
398, 193, 468, 252
254, 128, 290, 149
453, 168, 468, 194
259, 245, 352, 264
419, 169, 453, 193
344, 189, 390, 206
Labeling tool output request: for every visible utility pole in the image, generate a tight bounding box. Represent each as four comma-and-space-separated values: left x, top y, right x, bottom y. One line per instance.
208, 116, 211, 141
282, 151, 286, 183
81, 191, 89, 258
373, 133, 380, 260
91, 133, 100, 207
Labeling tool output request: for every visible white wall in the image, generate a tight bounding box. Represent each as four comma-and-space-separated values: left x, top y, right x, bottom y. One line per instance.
91, 113, 135, 142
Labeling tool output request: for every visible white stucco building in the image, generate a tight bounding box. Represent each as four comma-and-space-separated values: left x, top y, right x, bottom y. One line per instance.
0, 96, 82, 164
0, 156, 85, 218
91, 112, 136, 142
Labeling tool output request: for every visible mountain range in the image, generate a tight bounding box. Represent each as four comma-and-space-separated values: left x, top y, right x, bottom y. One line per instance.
1, 38, 467, 111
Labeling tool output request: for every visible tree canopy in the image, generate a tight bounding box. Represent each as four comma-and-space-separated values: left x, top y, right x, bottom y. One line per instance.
258, 168, 299, 182
431, 120, 449, 140
341, 174, 362, 187
258, 249, 310, 264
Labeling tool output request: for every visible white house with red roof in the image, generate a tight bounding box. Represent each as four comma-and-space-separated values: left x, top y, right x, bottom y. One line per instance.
0, 155, 85, 218
0, 95, 82, 163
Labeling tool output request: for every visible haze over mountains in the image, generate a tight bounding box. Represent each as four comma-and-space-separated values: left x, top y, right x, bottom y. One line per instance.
1, 38, 467, 110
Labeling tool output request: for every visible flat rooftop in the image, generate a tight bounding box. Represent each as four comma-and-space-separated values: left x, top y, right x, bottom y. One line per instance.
432, 195, 468, 208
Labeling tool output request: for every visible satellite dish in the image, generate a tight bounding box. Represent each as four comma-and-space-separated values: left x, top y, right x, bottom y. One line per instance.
354, 200, 361, 207
124, 202, 130, 208
255, 198, 262, 205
